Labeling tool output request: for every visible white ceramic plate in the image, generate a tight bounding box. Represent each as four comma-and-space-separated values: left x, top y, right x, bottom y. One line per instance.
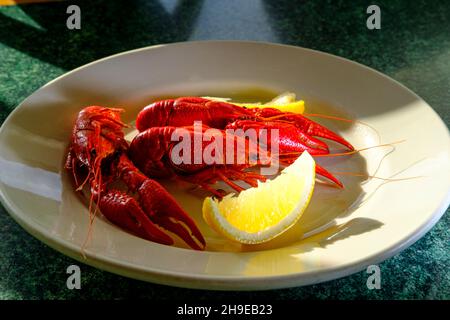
0, 41, 449, 290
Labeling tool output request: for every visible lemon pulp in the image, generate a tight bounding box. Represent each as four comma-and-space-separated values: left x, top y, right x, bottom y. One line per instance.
202, 151, 316, 244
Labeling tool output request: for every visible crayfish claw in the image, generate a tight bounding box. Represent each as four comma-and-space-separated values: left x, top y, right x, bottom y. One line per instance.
305, 120, 354, 151
151, 214, 206, 251
138, 179, 206, 250
98, 190, 174, 245
315, 164, 344, 188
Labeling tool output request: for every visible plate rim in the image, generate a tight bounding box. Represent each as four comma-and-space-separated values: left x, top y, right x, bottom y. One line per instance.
0, 40, 449, 290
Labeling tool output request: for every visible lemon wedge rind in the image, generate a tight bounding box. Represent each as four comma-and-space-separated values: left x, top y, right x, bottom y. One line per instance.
202, 152, 316, 244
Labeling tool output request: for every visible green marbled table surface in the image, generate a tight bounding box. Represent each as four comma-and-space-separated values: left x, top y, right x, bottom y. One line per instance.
0, 0, 448, 299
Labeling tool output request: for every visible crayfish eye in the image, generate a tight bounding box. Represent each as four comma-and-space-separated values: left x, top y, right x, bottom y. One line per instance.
90, 148, 96, 156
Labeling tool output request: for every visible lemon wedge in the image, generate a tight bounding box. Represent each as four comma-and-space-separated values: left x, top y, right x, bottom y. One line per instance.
202, 151, 315, 244
236, 92, 305, 114
237, 100, 305, 114
203, 92, 305, 114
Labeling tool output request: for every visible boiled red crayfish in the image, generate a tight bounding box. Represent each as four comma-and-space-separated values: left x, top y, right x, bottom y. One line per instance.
131, 97, 353, 190
136, 97, 353, 151
66, 97, 355, 250
65, 106, 205, 250
129, 123, 270, 197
